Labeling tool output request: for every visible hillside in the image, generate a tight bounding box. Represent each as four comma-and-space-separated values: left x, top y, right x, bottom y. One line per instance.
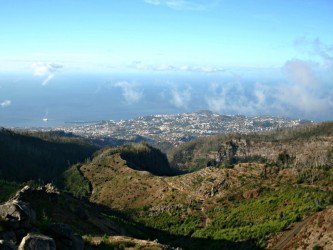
0, 182, 181, 250
75, 145, 187, 209
0, 128, 96, 184
267, 205, 333, 249
1, 123, 333, 249
68, 124, 333, 248
168, 122, 333, 173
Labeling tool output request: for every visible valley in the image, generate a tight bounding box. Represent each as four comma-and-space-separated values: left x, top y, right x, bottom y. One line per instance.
0, 118, 332, 249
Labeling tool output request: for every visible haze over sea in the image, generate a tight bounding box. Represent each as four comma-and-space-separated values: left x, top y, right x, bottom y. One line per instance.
1, 67, 332, 128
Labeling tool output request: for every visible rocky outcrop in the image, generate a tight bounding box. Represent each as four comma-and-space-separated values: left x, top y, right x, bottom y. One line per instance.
216, 139, 242, 165
13, 185, 59, 203
18, 233, 55, 250
0, 185, 84, 250
0, 200, 36, 230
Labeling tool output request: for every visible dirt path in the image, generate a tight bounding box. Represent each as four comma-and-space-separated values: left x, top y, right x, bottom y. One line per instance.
270, 214, 316, 250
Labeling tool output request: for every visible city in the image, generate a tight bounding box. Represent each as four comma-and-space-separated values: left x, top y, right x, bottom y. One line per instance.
47, 110, 309, 147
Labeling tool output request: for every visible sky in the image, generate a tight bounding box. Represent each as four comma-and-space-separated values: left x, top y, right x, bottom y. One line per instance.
0, 0, 332, 72
0, 0, 333, 123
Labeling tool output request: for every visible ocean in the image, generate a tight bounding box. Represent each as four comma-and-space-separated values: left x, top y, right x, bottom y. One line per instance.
0, 73, 214, 128
0, 71, 330, 128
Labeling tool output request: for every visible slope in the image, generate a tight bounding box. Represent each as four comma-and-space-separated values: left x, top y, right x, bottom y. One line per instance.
0, 128, 97, 184
72, 136, 333, 249
168, 122, 333, 172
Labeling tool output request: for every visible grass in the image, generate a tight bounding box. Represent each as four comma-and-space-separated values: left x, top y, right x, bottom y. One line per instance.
138, 210, 201, 236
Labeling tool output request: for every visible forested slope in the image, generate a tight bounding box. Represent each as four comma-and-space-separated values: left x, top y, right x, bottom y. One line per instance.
0, 128, 96, 183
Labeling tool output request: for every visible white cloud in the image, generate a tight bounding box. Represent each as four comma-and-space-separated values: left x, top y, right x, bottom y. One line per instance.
284, 59, 318, 86
114, 81, 143, 104
170, 86, 192, 108
179, 65, 190, 71
205, 59, 333, 120
192, 66, 226, 73
220, 38, 333, 120
205, 81, 266, 115
32, 63, 63, 85
275, 59, 333, 117
132, 61, 149, 70
1, 100, 11, 108
155, 64, 175, 71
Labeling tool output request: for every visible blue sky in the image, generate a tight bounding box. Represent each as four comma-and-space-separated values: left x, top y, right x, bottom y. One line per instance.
1, 0, 333, 123
0, 0, 332, 73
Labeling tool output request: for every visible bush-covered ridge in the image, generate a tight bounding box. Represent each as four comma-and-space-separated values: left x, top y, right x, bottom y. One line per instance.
0, 128, 97, 184
168, 122, 333, 172
91, 142, 177, 176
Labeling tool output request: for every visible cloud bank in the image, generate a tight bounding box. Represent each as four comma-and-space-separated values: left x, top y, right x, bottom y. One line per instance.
32, 63, 63, 85
204, 38, 333, 120
114, 81, 143, 104
170, 86, 192, 108
205, 59, 333, 120
1, 100, 11, 108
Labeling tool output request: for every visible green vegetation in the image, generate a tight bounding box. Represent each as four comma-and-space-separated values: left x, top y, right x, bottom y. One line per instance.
276, 150, 295, 168
120, 142, 174, 176
0, 128, 96, 184
192, 187, 333, 247
63, 164, 91, 199
122, 186, 333, 248
138, 208, 201, 236
0, 179, 21, 202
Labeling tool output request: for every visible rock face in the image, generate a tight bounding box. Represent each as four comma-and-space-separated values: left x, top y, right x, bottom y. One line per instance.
0, 200, 36, 230
0, 185, 84, 250
216, 139, 242, 165
18, 233, 56, 250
